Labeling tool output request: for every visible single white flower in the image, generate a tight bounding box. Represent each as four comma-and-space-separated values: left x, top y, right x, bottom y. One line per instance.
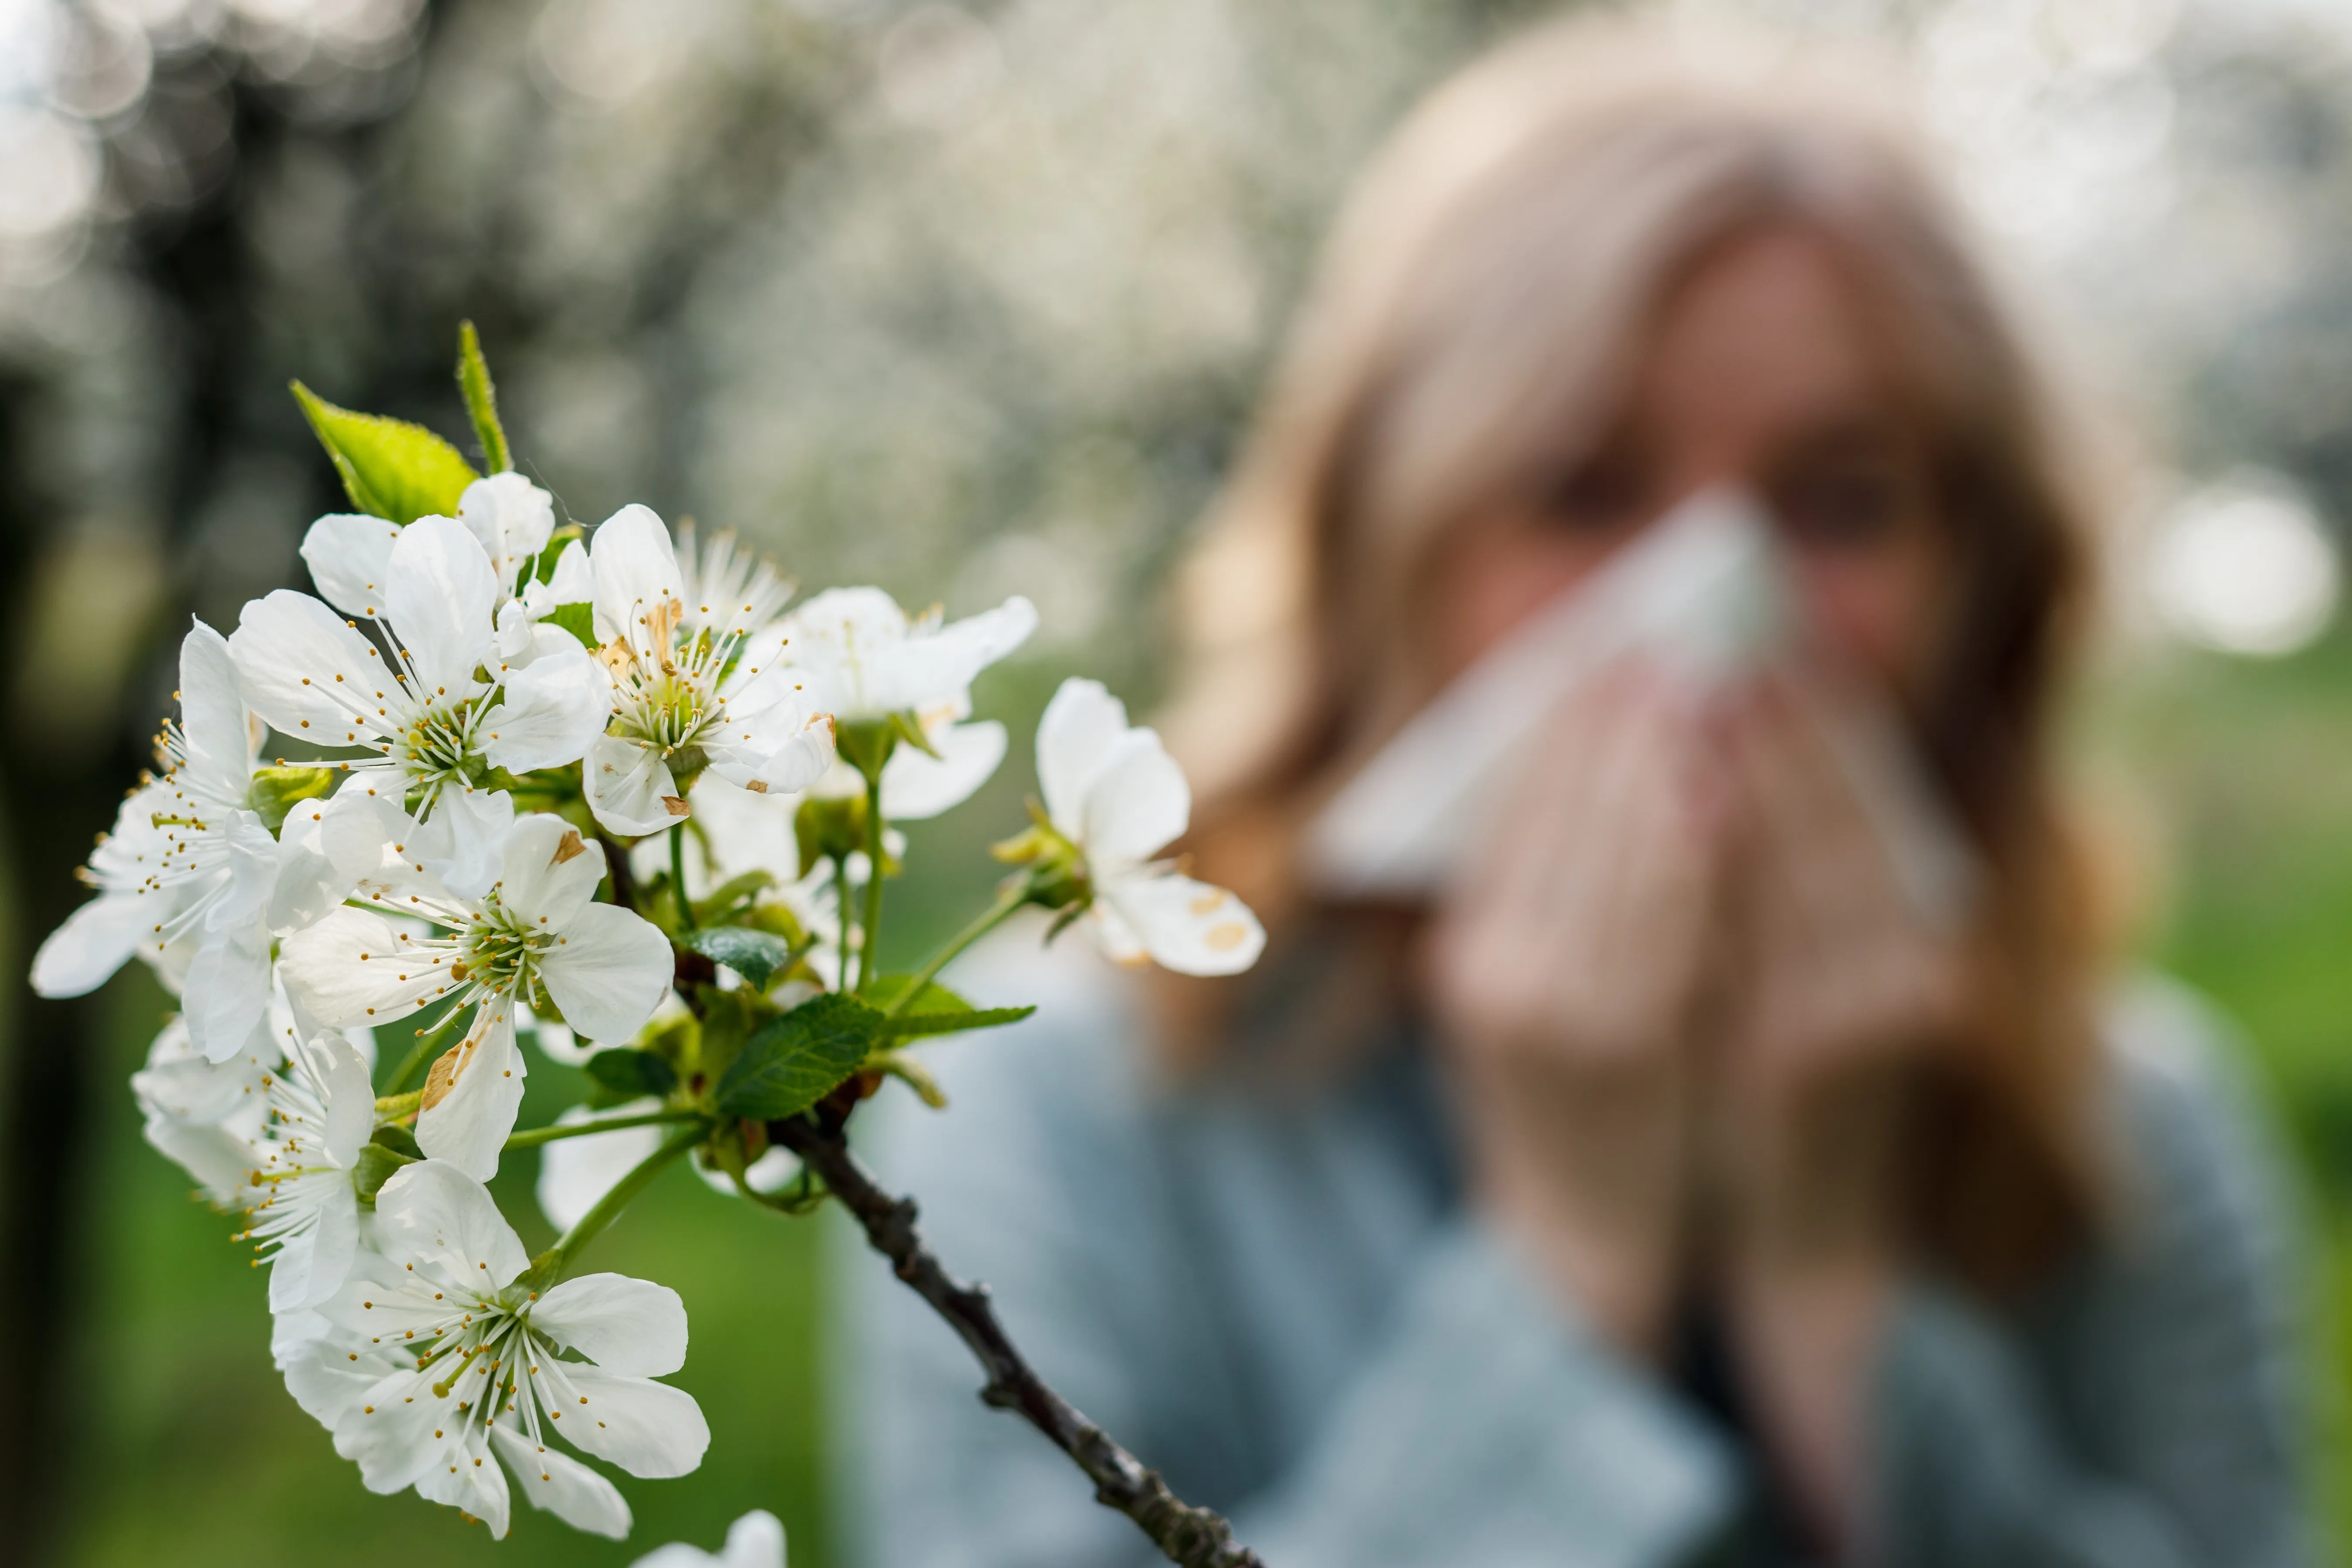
779, 585, 1035, 726
234, 511, 612, 898
581, 507, 835, 836
237, 1009, 376, 1312
279, 805, 672, 1179
1033, 677, 1266, 977
290, 1160, 709, 1541
633, 1510, 787, 1568
31, 622, 378, 1058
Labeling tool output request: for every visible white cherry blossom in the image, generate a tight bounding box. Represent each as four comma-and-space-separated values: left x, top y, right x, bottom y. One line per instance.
1034, 677, 1265, 977
581, 506, 835, 836
279, 806, 672, 1179
287, 1160, 709, 1541
31, 622, 378, 1058
234, 512, 612, 898
779, 585, 1034, 727
633, 1510, 787, 1568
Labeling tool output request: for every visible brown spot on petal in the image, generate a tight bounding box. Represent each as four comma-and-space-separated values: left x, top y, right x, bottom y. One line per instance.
1189, 892, 1225, 917
1205, 923, 1250, 952
743, 779, 768, 794
551, 828, 587, 866
661, 795, 690, 816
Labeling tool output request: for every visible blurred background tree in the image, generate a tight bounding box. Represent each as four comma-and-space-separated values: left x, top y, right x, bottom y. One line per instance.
7, 0, 2352, 1562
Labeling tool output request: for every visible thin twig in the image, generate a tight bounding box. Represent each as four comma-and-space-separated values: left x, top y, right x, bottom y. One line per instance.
771, 1113, 1267, 1568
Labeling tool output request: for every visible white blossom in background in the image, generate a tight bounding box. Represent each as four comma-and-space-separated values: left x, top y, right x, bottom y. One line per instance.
537, 1098, 666, 1232
1034, 677, 1264, 976
633, 1510, 788, 1568
280, 806, 672, 1179
31, 622, 378, 1058
233, 512, 612, 898
581, 505, 836, 835
285, 1161, 709, 1541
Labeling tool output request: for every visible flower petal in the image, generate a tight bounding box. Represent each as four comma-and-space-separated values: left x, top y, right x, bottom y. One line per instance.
300, 513, 403, 619
372, 1156, 532, 1286
414, 1010, 529, 1183
630, 1510, 787, 1568
491, 1425, 631, 1540
1080, 728, 1190, 868
30, 892, 146, 998
228, 589, 388, 742
182, 919, 274, 1062
497, 810, 604, 931
537, 902, 674, 1044
880, 719, 1004, 820
384, 514, 501, 695
413, 786, 514, 902
534, 1271, 689, 1379
1035, 677, 1130, 836
865, 594, 1035, 715
416, 1425, 513, 1540
278, 907, 447, 1028
176, 620, 254, 801
547, 1367, 709, 1479
458, 472, 556, 591
267, 784, 384, 935
590, 504, 685, 646
480, 649, 611, 774
314, 1031, 377, 1169
1098, 871, 1265, 977
584, 733, 684, 837
267, 1174, 361, 1314
535, 1100, 664, 1233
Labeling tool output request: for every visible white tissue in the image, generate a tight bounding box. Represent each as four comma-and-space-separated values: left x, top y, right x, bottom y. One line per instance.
1301, 490, 1975, 928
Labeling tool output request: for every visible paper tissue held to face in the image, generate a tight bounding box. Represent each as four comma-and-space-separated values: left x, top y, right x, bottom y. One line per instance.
1302, 489, 1976, 928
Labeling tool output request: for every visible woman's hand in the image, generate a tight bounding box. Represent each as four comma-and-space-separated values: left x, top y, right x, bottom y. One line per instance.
1711, 670, 1963, 1551
1423, 667, 1725, 1360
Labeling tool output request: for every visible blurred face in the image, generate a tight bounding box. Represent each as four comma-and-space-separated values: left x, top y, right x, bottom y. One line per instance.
1431, 225, 1951, 693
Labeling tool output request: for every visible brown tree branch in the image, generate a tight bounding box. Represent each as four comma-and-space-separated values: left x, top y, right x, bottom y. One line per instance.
770, 1112, 1268, 1568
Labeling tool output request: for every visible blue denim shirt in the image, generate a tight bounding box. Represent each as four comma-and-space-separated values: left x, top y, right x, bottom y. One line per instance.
837, 936, 2315, 1568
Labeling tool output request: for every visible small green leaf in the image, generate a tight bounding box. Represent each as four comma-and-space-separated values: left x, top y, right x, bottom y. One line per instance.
687, 926, 795, 989
585, 1048, 679, 1101
354, 1138, 421, 1204
291, 381, 480, 525
716, 993, 882, 1120
875, 1004, 1037, 1039
456, 320, 512, 473
547, 602, 597, 650
248, 765, 339, 833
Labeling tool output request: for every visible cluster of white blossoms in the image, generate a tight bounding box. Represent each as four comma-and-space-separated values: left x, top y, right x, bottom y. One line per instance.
30, 338, 1264, 1547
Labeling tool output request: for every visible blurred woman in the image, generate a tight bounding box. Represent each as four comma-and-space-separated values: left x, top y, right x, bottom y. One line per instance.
843, 17, 2313, 1566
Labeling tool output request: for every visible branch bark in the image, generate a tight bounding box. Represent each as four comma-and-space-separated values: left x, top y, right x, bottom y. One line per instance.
771, 1112, 1268, 1568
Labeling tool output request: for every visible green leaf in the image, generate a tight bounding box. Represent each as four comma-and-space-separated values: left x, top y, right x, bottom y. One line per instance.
715, 993, 882, 1120
687, 926, 795, 989
875, 1004, 1037, 1039
291, 381, 479, 524
547, 602, 597, 650
585, 1048, 679, 1102
247, 764, 339, 833
370, 1123, 423, 1159
862, 974, 971, 1015
456, 320, 512, 473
